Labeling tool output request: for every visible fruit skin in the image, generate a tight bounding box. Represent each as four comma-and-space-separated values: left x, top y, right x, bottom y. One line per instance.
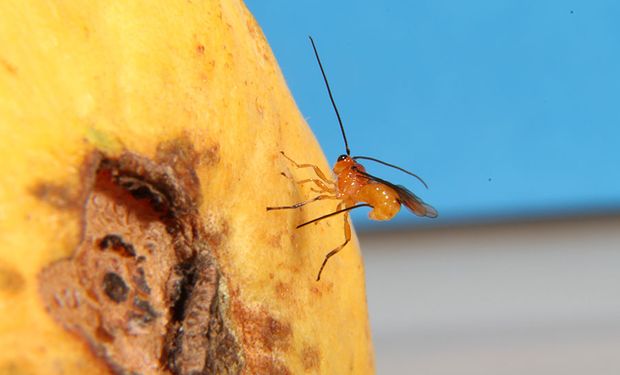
0, 0, 374, 374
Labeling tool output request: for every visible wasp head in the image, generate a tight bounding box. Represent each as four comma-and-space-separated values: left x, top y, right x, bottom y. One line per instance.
333, 154, 355, 174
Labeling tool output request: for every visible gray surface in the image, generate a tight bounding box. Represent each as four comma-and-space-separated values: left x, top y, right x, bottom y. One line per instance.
360, 216, 620, 374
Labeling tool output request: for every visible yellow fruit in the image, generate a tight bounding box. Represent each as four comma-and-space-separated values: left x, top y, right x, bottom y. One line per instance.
0, 0, 374, 374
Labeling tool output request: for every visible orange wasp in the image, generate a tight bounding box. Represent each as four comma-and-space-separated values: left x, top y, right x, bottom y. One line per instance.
268, 37, 437, 281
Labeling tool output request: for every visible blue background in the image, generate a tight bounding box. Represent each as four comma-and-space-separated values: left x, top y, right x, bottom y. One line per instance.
245, 0, 620, 229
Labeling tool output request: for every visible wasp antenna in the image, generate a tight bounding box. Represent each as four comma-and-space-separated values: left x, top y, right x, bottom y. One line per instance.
353, 155, 429, 189
309, 36, 351, 156
297, 203, 372, 228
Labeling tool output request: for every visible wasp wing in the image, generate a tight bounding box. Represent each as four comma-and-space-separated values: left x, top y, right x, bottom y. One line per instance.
356, 169, 438, 218
393, 184, 438, 218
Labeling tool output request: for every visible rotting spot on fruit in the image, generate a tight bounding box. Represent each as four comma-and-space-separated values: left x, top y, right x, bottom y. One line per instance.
37, 140, 242, 375
263, 315, 292, 351
201, 144, 221, 166
102, 272, 129, 303
133, 297, 159, 322
301, 345, 321, 371
230, 298, 292, 374
132, 267, 151, 295
30, 182, 78, 210
0, 263, 26, 295
274, 281, 291, 300
99, 234, 136, 257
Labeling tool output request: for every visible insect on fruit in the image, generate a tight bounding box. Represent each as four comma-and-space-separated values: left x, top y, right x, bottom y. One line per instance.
267, 37, 438, 281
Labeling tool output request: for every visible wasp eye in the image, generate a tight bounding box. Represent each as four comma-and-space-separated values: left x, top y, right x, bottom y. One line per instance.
337, 154, 347, 162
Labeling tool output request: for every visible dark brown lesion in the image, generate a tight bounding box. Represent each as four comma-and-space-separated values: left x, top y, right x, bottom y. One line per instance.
301, 345, 321, 371
30, 182, 81, 211
102, 272, 130, 303
229, 298, 292, 375
99, 234, 136, 257
37, 140, 242, 375
164, 252, 240, 375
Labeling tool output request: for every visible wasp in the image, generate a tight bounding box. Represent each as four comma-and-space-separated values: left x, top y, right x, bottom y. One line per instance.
268, 37, 437, 281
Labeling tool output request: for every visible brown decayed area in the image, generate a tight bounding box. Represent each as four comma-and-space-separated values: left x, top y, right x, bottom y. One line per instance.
200, 144, 221, 167
301, 345, 321, 371
274, 281, 292, 300
30, 152, 103, 214
37, 139, 242, 375
230, 296, 293, 375
0, 263, 25, 295
29, 183, 80, 211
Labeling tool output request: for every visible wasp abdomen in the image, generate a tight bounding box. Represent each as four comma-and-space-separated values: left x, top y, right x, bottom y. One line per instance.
356, 183, 400, 221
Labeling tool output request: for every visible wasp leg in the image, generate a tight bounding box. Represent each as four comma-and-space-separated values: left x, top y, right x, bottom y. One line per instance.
316, 203, 352, 281
295, 178, 337, 194
296, 203, 370, 228
278, 173, 335, 194
280, 151, 336, 187
266, 194, 338, 211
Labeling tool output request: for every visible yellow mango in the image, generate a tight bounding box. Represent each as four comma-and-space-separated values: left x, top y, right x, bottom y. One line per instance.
0, 0, 374, 374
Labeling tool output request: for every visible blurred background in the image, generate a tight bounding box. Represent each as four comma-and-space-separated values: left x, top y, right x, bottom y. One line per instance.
245, 0, 620, 373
